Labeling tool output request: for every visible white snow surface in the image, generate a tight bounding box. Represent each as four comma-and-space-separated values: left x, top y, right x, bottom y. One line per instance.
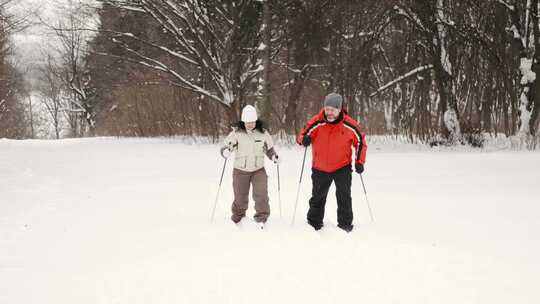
1, 137, 539, 304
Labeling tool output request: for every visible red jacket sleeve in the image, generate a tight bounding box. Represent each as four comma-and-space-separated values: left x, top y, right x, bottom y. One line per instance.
296, 114, 324, 145
358, 132, 367, 165
344, 117, 368, 165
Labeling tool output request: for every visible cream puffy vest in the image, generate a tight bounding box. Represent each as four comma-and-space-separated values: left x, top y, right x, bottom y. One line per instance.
224, 128, 275, 172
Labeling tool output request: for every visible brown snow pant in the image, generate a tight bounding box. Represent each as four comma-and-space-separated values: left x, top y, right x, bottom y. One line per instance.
231, 168, 270, 223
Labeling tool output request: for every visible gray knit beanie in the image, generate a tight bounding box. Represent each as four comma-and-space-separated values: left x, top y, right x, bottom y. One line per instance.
323, 93, 343, 109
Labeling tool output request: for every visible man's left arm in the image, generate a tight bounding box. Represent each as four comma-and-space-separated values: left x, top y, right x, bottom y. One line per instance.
345, 119, 368, 173
354, 132, 367, 173
356, 132, 367, 165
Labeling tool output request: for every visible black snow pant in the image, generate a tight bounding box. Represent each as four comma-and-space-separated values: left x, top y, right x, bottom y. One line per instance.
307, 165, 353, 229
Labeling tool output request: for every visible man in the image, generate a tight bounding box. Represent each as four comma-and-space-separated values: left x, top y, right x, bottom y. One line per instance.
297, 93, 367, 232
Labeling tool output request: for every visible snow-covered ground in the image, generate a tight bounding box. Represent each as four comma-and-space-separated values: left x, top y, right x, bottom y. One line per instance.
1, 137, 539, 303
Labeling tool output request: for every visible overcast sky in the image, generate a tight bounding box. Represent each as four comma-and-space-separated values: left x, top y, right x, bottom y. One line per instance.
8, 0, 99, 85
9, 0, 58, 70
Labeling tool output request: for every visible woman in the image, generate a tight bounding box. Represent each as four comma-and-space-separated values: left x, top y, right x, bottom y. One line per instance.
220, 105, 280, 226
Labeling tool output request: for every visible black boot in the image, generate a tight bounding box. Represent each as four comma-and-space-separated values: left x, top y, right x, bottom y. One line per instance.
337, 224, 353, 233
308, 220, 324, 231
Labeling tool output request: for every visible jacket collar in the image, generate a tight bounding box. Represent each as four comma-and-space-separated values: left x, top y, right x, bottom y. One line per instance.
318, 108, 345, 125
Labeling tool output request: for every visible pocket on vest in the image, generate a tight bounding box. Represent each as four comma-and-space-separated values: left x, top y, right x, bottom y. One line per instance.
235, 156, 247, 169
255, 156, 264, 168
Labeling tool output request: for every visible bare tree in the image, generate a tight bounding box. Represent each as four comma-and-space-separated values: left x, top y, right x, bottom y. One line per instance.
392, 0, 462, 143
493, 0, 540, 139
37, 55, 65, 139
97, 0, 264, 122
45, 0, 97, 137
82, 0, 538, 147
0, 0, 32, 138
257, 0, 272, 121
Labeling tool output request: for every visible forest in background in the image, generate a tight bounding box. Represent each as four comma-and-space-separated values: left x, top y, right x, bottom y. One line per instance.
1, 0, 540, 148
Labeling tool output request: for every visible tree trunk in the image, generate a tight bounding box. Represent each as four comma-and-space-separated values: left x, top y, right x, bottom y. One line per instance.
530, 0, 540, 135
284, 66, 310, 134
435, 0, 461, 143
259, 0, 272, 123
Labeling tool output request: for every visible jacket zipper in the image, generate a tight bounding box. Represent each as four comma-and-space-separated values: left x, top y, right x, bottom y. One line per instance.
326, 125, 332, 168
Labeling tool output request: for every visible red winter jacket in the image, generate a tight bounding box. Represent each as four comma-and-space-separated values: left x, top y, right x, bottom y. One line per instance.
297, 109, 367, 173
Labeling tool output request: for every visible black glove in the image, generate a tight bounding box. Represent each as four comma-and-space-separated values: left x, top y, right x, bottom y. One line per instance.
302, 135, 311, 147
355, 163, 364, 174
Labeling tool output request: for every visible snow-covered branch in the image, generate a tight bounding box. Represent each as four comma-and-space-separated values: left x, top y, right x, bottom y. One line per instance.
91, 50, 225, 105
58, 107, 86, 113
271, 61, 325, 74
493, 0, 515, 11
370, 65, 433, 98
97, 0, 145, 12
111, 31, 198, 66
393, 5, 428, 33
94, 0, 263, 110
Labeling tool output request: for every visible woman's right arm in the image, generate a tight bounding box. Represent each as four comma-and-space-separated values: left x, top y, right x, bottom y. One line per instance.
223, 131, 238, 150
220, 131, 238, 158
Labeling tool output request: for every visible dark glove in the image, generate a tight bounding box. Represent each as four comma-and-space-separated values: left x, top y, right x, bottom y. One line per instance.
355, 163, 364, 174
302, 135, 311, 147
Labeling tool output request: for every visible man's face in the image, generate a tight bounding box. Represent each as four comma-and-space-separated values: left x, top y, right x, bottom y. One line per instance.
245, 121, 256, 130
324, 106, 340, 122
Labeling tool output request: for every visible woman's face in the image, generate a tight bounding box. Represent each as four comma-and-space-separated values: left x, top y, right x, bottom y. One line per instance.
245, 121, 256, 130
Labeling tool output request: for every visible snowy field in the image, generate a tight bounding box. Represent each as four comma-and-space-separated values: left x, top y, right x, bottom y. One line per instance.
1, 137, 539, 303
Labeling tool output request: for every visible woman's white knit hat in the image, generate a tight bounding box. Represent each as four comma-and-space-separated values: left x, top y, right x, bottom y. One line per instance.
241, 105, 258, 122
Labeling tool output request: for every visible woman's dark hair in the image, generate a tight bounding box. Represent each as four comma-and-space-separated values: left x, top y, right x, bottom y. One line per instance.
235, 119, 266, 132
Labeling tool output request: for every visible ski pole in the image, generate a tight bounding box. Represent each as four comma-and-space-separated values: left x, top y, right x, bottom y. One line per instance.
291, 146, 308, 225
277, 163, 282, 218
359, 174, 374, 222
211, 157, 228, 223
